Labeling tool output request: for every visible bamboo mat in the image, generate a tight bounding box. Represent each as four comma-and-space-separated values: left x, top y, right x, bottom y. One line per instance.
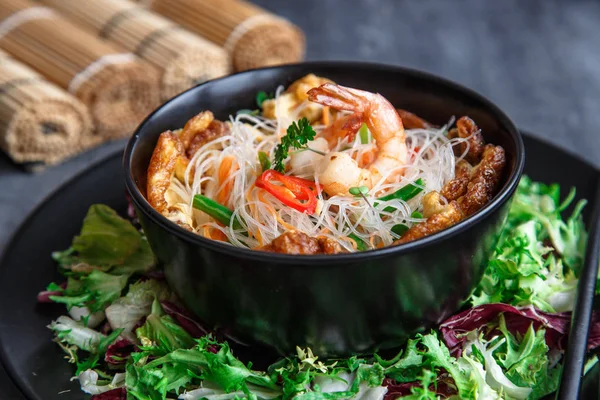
0, 0, 160, 140
0, 49, 94, 166
138, 0, 305, 71
38, 0, 231, 100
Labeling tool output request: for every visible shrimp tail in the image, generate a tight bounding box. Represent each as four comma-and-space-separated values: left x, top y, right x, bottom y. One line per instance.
307, 83, 366, 112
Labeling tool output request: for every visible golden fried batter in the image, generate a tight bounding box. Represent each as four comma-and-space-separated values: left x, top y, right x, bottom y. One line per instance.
186, 120, 229, 158
395, 145, 505, 245
147, 131, 185, 215
440, 159, 473, 201
422, 191, 447, 218
178, 111, 214, 149
288, 74, 333, 101
395, 201, 464, 244
396, 109, 437, 129
262, 74, 334, 123
458, 144, 506, 216
259, 230, 344, 255
449, 116, 485, 164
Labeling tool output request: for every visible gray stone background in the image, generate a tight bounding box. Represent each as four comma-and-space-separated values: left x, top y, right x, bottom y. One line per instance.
1, 0, 599, 251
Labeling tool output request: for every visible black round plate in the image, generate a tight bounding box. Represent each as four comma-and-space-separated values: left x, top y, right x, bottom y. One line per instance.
0, 134, 598, 399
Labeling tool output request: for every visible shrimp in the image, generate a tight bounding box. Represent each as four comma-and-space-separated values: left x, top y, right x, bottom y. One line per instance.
307, 83, 408, 196
318, 113, 364, 148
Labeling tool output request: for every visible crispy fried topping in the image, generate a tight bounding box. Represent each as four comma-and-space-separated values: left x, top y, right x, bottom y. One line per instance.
186, 120, 229, 158
396, 109, 437, 129
449, 116, 485, 164
146, 131, 185, 215
457, 144, 506, 216
259, 230, 345, 255
440, 159, 473, 201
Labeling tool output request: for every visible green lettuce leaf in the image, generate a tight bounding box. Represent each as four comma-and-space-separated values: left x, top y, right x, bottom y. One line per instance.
136, 299, 196, 356
52, 204, 155, 274
399, 370, 438, 400
419, 333, 477, 399
126, 363, 168, 400
72, 204, 142, 265
50, 270, 130, 312
471, 176, 588, 311
105, 279, 171, 334
376, 339, 423, 383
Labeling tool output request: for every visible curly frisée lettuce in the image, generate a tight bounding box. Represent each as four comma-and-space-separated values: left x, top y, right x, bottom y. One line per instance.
40, 175, 600, 400
471, 176, 588, 312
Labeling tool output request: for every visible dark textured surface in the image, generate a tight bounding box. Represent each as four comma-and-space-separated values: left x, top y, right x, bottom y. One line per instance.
1, 0, 599, 252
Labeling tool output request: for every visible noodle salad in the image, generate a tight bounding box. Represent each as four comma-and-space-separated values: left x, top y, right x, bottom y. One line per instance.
146, 74, 506, 253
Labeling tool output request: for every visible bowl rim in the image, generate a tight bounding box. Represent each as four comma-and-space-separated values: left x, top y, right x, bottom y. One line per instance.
123, 60, 525, 265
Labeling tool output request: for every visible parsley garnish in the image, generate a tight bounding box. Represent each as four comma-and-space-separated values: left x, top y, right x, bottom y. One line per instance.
256, 91, 273, 108
272, 117, 318, 173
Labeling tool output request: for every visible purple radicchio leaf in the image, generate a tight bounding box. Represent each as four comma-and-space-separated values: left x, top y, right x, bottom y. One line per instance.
91, 388, 127, 400
105, 338, 137, 365
439, 303, 600, 357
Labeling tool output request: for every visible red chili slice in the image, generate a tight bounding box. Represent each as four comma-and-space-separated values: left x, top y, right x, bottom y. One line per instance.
255, 169, 322, 214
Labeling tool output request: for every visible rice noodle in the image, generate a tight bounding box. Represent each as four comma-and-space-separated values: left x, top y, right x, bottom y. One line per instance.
168, 87, 477, 251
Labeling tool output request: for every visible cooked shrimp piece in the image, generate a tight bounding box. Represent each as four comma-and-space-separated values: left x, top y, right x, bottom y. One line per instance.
289, 137, 329, 175
317, 152, 372, 196
318, 113, 364, 148
396, 109, 437, 129
308, 83, 408, 196
147, 131, 186, 215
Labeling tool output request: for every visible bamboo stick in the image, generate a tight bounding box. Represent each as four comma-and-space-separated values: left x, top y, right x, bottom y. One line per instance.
0, 49, 94, 166
0, 0, 160, 140
138, 0, 305, 71
38, 0, 231, 100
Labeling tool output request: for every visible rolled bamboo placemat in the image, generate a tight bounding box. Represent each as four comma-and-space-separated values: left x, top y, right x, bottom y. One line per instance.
38, 0, 231, 100
0, 0, 160, 140
139, 0, 305, 72
0, 50, 94, 166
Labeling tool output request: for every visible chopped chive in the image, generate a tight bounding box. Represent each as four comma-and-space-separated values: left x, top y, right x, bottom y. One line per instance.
376, 179, 424, 213
391, 224, 409, 237
348, 233, 368, 251
237, 109, 259, 116
192, 195, 243, 230
256, 91, 272, 108
358, 123, 369, 144
258, 151, 271, 172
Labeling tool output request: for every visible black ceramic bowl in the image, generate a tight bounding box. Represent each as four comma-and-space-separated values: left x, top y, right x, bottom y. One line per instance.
124, 62, 525, 357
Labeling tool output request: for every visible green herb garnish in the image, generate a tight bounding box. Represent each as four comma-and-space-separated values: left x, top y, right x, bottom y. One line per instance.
258, 151, 271, 172
349, 185, 373, 208
358, 123, 369, 144
272, 118, 318, 173
348, 233, 369, 251
256, 91, 273, 108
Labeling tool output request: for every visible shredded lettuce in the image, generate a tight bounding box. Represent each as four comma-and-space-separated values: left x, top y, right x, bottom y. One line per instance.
471, 177, 588, 312
40, 177, 596, 400
105, 279, 171, 335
